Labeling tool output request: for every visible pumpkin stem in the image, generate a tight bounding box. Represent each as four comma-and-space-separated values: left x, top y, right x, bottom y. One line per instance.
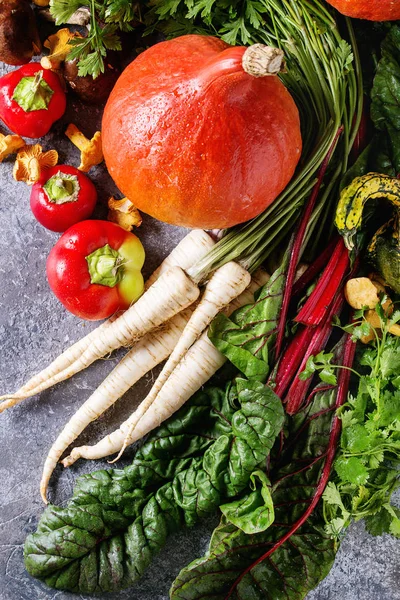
242, 45, 285, 77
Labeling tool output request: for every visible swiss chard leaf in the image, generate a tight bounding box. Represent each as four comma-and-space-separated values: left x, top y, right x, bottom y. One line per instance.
24, 380, 283, 593
220, 470, 274, 534
170, 380, 340, 600
208, 264, 286, 381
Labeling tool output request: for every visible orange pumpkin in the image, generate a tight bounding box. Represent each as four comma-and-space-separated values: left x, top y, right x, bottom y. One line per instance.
102, 35, 302, 229
325, 0, 400, 20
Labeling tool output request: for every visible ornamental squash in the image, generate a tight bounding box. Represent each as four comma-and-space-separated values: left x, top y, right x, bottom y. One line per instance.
368, 216, 400, 294
102, 35, 302, 229
335, 173, 400, 294
325, 0, 400, 21
335, 173, 400, 250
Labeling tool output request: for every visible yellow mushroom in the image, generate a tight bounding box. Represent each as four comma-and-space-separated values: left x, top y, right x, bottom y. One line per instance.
13, 144, 58, 185
108, 196, 142, 231
365, 310, 400, 338
40, 28, 81, 71
65, 124, 103, 172
344, 276, 399, 343
344, 276, 392, 312
344, 277, 382, 310
0, 133, 25, 162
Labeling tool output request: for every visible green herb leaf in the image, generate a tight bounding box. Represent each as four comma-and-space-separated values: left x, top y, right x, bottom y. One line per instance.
299, 351, 337, 385
365, 504, 400, 537
49, 0, 84, 24
380, 347, 400, 379
335, 456, 369, 485
50, 0, 131, 78
324, 326, 400, 539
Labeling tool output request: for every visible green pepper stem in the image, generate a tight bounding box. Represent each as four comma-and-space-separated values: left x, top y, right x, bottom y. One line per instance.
12, 70, 54, 112
43, 172, 80, 204
86, 244, 125, 288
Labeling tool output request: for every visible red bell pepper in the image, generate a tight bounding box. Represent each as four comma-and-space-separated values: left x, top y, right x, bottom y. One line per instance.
47, 220, 145, 321
0, 63, 66, 138
30, 165, 97, 232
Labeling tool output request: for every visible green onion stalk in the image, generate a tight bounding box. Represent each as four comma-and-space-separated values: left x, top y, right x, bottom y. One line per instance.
181, 0, 363, 282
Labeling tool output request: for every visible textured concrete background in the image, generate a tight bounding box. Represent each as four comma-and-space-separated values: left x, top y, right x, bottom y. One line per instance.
0, 57, 399, 600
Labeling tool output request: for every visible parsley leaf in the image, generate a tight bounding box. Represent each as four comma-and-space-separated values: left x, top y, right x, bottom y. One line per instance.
335, 456, 369, 485
324, 315, 400, 540
50, 0, 139, 78
299, 351, 337, 385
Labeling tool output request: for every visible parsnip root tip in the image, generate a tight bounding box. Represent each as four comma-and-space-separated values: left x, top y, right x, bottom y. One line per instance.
40, 486, 49, 505
108, 445, 127, 464
61, 452, 79, 468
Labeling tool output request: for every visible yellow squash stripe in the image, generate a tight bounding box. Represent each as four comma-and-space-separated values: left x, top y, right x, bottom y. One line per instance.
335, 173, 400, 249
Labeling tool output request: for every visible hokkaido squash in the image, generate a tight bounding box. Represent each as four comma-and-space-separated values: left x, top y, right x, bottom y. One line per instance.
325, 0, 400, 21
102, 35, 302, 229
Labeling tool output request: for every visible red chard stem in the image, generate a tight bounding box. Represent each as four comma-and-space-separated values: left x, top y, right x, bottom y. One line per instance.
291, 234, 339, 298
227, 332, 355, 599
294, 238, 349, 327
275, 127, 344, 360
285, 292, 345, 415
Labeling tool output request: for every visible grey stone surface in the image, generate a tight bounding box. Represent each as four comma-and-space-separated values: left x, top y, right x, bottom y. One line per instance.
0, 62, 399, 600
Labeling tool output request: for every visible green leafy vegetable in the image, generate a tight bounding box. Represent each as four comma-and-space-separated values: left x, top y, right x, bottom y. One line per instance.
323, 313, 400, 539
220, 470, 274, 534
208, 262, 286, 381
24, 380, 284, 592
170, 378, 341, 600
371, 25, 400, 175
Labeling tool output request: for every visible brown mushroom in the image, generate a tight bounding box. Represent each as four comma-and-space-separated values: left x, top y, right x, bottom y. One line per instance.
108, 196, 142, 231
41, 29, 82, 71
0, 0, 41, 66
63, 58, 120, 104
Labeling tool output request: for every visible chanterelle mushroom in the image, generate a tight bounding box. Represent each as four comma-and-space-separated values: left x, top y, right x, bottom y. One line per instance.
65, 124, 103, 172
108, 196, 142, 231
0, 132, 25, 162
41, 28, 81, 71
13, 144, 58, 185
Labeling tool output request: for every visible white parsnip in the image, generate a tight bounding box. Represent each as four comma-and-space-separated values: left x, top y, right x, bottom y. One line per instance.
0, 230, 214, 410
0, 320, 115, 407
119, 262, 251, 433
62, 271, 269, 468
1, 267, 200, 415
39, 305, 195, 502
